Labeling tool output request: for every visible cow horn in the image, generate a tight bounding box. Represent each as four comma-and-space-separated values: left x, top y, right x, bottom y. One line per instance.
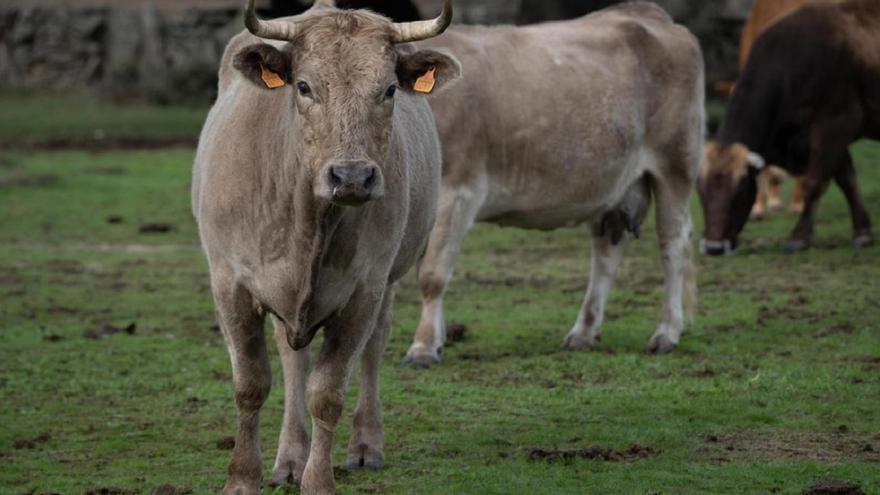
312, 0, 335, 8
746, 151, 766, 170
390, 0, 452, 43
244, 0, 303, 41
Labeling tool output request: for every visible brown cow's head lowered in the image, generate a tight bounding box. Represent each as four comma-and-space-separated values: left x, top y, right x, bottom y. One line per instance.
697, 142, 765, 256
233, 0, 460, 206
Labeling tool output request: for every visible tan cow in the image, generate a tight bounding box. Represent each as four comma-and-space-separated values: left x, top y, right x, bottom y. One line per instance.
191, 1, 460, 493
403, 2, 705, 366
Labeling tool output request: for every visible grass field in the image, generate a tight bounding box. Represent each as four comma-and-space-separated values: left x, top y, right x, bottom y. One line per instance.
0, 100, 878, 494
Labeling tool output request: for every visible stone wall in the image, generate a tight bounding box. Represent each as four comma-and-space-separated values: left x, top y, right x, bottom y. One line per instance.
0, 1, 755, 104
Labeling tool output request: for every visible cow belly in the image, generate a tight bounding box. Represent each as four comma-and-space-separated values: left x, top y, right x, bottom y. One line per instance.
477, 148, 654, 231
483, 204, 601, 231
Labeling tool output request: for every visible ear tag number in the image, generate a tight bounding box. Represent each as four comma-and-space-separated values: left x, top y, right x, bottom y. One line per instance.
260, 64, 285, 89
414, 67, 436, 94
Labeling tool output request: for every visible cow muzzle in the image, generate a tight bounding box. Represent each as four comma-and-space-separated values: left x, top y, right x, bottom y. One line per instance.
317, 160, 384, 206
700, 238, 736, 257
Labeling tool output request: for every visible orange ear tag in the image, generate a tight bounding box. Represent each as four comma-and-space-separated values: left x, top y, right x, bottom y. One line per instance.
260, 64, 286, 89
413, 67, 436, 94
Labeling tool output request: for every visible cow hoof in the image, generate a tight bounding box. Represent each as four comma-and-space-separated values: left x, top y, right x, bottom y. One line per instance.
781, 239, 809, 254
646, 334, 676, 354
345, 444, 384, 471
269, 461, 303, 487
851, 234, 874, 249
222, 480, 261, 495
562, 331, 600, 350
403, 344, 442, 368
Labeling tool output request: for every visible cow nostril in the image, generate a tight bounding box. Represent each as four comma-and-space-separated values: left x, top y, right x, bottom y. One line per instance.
363, 168, 376, 189
329, 167, 343, 187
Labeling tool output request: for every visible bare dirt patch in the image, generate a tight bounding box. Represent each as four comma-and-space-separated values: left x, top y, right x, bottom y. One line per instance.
216, 436, 235, 450
527, 444, 657, 463
150, 485, 192, 495
83, 322, 137, 339
803, 480, 866, 495
139, 223, 175, 234
13, 432, 50, 449
446, 322, 467, 344
698, 429, 880, 463
0, 136, 197, 152
84, 487, 139, 495
0, 172, 59, 188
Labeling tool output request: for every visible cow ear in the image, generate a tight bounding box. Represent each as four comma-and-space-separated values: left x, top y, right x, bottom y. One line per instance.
233, 43, 292, 90
396, 49, 461, 95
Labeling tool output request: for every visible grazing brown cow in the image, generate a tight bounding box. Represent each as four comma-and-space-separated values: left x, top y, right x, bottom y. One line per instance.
739, 0, 839, 219
401, 2, 705, 366
699, 0, 878, 255
191, 1, 460, 493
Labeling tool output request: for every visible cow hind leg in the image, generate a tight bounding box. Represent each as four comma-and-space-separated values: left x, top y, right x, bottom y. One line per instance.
346, 287, 394, 470
212, 274, 271, 495
269, 316, 310, 487
647, 176, 696, 354
833, 152, 873, 248
405, 184, 485, 367
562, 223, 628, 350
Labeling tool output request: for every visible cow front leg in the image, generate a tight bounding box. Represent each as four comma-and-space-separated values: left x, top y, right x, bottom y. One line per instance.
346, 288, 394, 470
405, 184, 485, 367
647, 179, 696, 354
833, 152, 873, 248
212, 274, 271, 495
300, 291, 383, 495
269, 316, 310, 487
563, 223, 627, 349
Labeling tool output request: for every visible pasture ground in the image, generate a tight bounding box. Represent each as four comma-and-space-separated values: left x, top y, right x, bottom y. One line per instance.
0, 92, 878, 494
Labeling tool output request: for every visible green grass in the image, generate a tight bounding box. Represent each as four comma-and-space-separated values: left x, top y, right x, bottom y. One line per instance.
0, 142, 878, 495
0, 90, 208, 145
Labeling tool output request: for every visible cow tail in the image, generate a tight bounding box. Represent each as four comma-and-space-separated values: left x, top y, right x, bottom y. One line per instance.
683, 219, 697, 324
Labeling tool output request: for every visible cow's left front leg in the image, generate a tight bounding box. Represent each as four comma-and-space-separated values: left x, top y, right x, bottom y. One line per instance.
346, 287, 394, 470
563, 223, 627, 349
300, 289, 384, 495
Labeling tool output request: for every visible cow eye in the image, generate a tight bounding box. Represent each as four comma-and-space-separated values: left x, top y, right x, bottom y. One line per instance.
385, 84, 397, 99
296, 81, 312, 96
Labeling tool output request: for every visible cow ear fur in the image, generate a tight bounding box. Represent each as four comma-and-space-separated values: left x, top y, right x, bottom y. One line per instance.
396, 49, 461, 95
233, 43, 292, 90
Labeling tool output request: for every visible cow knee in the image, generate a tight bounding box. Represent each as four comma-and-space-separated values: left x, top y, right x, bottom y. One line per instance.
308, 388, 344, 431
418, 270, 448, 300
234, 376, 271, 412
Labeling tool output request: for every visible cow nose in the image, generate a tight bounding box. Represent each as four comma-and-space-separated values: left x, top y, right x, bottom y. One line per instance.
325, 161, 384, 205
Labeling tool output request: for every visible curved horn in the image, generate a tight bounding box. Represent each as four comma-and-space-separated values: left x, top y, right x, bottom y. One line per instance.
244, 0, 301, 41
312, 0, 335, 8
390, 0, 452, 43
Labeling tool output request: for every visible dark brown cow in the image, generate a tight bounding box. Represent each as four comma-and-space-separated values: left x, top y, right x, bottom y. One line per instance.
699, 0, 878, 255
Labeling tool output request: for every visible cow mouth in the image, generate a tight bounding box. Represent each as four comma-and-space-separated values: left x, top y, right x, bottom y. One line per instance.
700, 238, 736, 256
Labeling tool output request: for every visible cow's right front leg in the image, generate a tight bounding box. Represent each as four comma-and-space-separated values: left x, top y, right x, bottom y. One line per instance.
405, 184, 485, 367
269, 316, 310, 487
212, 272, 271, 495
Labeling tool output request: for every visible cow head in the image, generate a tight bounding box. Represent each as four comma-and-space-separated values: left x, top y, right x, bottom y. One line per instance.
697, 142, 764, 256
233, 0, 460, 207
